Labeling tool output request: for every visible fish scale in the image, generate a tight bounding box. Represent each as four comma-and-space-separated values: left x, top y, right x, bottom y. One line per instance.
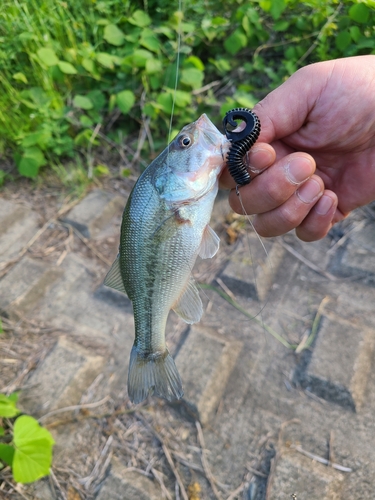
104, 114, 230, 404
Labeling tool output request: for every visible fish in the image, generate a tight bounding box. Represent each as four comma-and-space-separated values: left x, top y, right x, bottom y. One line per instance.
104, 114, 230, 404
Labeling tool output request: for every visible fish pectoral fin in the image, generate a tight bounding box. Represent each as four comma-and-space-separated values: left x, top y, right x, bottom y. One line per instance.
172, 278, 203, 324
103, 254, 127, 294
198, 225, 220, 259
128, 346, 183, 404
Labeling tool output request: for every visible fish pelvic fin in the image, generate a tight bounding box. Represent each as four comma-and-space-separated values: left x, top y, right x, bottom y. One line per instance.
128, 346, 183, 404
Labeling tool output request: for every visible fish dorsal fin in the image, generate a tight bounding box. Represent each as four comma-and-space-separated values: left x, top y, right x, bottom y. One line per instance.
172, 278, 203, 324
104, 254, 127, 294
198, 225, 220, 259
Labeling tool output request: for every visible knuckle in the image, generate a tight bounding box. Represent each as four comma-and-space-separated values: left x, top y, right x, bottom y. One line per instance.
279, 205, 302, 228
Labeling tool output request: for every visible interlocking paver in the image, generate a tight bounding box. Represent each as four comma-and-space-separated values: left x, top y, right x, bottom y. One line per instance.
176, 324, 242, 425
0, 199, 39, 265
96, 457, 161, 500
267, 450, 345, 500
60, 189, 123, 239
19, 336, 105, 416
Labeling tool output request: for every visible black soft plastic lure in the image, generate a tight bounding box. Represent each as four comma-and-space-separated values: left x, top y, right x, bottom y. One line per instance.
222, 108, 261, 185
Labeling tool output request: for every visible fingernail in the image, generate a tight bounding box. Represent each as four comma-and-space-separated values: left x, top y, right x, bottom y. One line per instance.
296, 179, 322, 203
246, 148, 273, 172
315, 194, 334, 215
286, 157, 314, 184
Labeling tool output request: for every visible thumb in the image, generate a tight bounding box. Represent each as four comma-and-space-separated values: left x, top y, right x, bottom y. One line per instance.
252, 61, 331, 143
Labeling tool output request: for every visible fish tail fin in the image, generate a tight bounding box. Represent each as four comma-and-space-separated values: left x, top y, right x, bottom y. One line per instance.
128, 345, 183, 404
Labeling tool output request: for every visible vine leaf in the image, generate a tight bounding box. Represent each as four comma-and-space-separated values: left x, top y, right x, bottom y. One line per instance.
12, 416, 55, 484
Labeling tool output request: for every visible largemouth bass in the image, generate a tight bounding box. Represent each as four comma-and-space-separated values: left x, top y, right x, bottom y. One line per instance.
104, 114, 230, 404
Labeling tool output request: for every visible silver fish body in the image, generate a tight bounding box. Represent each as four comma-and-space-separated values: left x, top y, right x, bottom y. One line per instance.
104, 114, 230, 403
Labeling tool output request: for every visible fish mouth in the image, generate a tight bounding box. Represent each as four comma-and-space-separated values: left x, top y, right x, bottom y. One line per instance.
196, 114, 231, 157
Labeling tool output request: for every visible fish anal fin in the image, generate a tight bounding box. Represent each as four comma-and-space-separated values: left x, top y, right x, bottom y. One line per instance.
128, 346, 183, 404
172, 278, 203, 324
198, 225, 220, 259
104, 254, 127, 294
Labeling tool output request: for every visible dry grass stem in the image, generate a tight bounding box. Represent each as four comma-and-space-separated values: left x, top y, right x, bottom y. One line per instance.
196, 421, 223, 500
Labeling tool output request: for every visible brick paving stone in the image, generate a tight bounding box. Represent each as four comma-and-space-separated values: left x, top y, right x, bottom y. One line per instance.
0, 256, 63, 320
96, 457, 161, 500
19, 336, 105, 417
294, 308, 375, 411
175, 325, 242, 425
220, 235, 285, 301
267, 450, 345, 500
0, 199, 39, 265
61, 189, 123, 239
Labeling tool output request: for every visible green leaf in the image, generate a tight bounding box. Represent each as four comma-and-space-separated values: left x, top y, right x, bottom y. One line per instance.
37, 48, 59, 66
0, 427, 4, 436
0, 394, 20, 418
349, 26, 361, 43
128, 10, 151, 27
86, 90, 106, 111
145, 58, 162, 74
93, 165, 110, 177
57, 61, 77, 74
224, 29, 247, 55
349, 3, 370, 23
18, 147, 46, 178
242, 16, 252, 37
173, 90, 192, 107
103, 24, 125, 46
270, 0, 286, 20
96, 52, 114, 69
184, 56, 205, 71
79, 115, 93, 127
180, 67, 204, 89
140, 28, 160, 53
0, 444, 15, 466
156, 92, 173, 114
73, 95, 94, 110
12, 415, 54, 484
116, 90, 135, 114
21, 130, 51, 149
13, 72, 28, 84
335, 31, 351, 51
82, 58, 96, 74
274, 20, 289, 32
132, 49, 153, 68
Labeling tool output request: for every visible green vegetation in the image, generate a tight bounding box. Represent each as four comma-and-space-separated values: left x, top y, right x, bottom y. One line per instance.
0, 0, 374, 182
0, 393, 55, 483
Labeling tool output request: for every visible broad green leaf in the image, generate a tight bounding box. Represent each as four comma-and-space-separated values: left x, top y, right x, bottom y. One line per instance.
156, 92, 173, 114
79, 115, 94, 127
349, 3, 370, 23
335, 31, 351, 51
180, 67, 204, 89
86, 90, 106, 111
73, 95, 94, 110
128, 10, 151, 27
140, 29, 160, 53
103, 24, 125, 46
94, 165, 110, 177
21, 129, 51, 149
132, 49, 153, 68
12, 416, 54, 484
0, 444, 15, 466
224, 29, 247, 55
0, 394, 20, 418
37, 48, 59, 66
242, 15, 252, 37
184, 56, 205, 71
13, 72, 28, 84
270, 0, 286, 20
82, 58, 96, 74
173, 90, 191, 107
96, 52, 114, 69
259, 0, 271, 12
116, 90, 135, 114
57, 61, 77, 74
274, 20, 289, 32
18, 147, 46, 178
234, 92, 257, 109
350, 26, 361, 43
145, 58, 162, 74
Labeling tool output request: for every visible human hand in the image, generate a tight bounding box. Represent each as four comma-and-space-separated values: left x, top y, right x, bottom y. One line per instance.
220, 55, 375, 241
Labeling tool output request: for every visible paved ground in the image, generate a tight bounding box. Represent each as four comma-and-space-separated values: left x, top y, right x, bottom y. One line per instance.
1, 185, 375, 500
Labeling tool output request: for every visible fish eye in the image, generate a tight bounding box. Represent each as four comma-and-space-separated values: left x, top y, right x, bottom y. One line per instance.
178, 135, 192, 148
